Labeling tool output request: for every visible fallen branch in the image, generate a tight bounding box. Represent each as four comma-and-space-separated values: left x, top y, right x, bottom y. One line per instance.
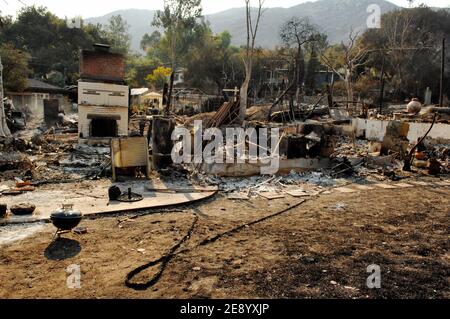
268, 83, 295, 121
304, 95, 327, 120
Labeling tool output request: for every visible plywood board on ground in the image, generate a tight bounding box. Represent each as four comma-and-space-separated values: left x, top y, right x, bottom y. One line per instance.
374, 184, 397, 189
228, 192, 250, 200
259, 192, 286, 200
335, 187, 357, 193
434, 181, 450, 186
395, 183, 414, 188
285, 189, 310, 197
352, 185, 375, 191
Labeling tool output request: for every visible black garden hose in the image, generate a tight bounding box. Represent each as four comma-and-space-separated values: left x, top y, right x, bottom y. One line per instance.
125, 214, 199, 290
125, 197, 312, 290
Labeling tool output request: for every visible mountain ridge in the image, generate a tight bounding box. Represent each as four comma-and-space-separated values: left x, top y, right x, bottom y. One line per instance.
84, 0, 427, 52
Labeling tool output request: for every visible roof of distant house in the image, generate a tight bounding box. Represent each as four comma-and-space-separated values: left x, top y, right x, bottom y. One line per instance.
26, 79, 67, 94
144, 91, 163, 98
131, 88, 150, 96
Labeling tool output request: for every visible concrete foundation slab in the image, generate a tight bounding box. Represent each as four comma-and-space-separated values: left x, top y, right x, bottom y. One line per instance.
0, 180, 217, 224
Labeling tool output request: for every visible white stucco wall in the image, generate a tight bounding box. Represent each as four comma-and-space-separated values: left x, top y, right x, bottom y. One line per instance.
9, 93, 72, 118
78, 81, 129, 107
352, 118, 450, 143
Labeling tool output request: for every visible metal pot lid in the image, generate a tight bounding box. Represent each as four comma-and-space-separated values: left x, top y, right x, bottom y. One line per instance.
51, 204, 82, 218
51, 211, 82, 218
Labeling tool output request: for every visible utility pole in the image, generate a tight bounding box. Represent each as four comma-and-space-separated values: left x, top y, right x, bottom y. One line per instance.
439, 37, 445, 108
0, 55, 12, 137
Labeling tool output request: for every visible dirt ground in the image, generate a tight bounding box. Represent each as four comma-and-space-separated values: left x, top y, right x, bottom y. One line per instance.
0, 176, 449, 299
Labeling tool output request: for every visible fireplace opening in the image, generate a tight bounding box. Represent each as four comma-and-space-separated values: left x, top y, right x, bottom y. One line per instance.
89, 117, 119, 137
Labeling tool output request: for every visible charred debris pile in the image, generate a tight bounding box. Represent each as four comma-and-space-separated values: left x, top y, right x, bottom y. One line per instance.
0, 45, 449, 204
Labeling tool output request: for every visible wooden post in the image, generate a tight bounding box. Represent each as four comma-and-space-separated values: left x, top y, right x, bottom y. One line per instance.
439, 37, 445, 108
223, 87, 240, 102
165, 72, 175, 114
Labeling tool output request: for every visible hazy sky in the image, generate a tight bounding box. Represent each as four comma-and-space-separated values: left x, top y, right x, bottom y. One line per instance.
1, 0, 449, 18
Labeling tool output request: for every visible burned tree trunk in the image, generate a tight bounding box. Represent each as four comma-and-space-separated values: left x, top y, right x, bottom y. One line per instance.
0, 55, 12, 138
345, 68, 354, 110
240, 63, 251, 121
240, 0, 264, 123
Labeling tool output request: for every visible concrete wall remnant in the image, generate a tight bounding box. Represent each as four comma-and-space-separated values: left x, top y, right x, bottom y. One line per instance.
380, 121, 410, 158
201, 158, 331, 177
352, 118, 450, 144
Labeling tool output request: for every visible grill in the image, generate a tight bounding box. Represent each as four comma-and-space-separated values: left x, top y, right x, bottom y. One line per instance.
50, 204, 83, 241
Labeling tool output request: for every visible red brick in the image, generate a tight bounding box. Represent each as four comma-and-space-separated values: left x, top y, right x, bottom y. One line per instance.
80, 50, 125, 81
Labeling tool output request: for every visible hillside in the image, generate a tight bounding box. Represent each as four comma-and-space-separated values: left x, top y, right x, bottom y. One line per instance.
85, 0, 400, 51
85, 8, 158, 52
207, 0, 398, 48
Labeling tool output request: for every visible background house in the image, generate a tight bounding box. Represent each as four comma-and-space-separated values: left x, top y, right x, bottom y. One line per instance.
142, 91, 163, 110
131, 88, 151, 107
7, 79, 71, 117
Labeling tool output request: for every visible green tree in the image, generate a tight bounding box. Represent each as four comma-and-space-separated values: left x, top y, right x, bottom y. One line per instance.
104, 15, 131, 55
141, 30, 161, 52
359, 6, 450, 100
184, 25, 238, 93
152, 0, 202, 69
0, 43, 31, 92
126, 54, 160, 87
304, 34, 327, 92
304, 46, 321, 92
0, 11, 12, 137
0, 6, 108, 85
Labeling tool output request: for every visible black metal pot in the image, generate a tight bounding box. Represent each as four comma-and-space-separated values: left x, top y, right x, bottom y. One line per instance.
10, 204, 36, 216
50, 205, 83, 231
0, 204, 7, 218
